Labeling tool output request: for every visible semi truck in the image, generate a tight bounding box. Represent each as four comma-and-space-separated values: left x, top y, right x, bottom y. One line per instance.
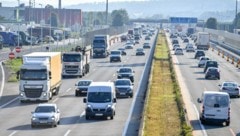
62, 45, 91, 78
196, 32, 210, 50
92, 35, 110, 58
18, 52, 62, 102
0, 31, 22, 46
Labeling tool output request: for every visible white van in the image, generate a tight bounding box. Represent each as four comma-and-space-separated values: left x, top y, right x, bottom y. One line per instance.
198, 91, 230, 126
83, 82, 116, 120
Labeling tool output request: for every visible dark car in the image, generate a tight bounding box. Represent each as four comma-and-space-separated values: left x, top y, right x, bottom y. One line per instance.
117, 67, 135, 82
194, 50, 205, 59
136, 48, 145, 56
118, 48, 127, 55
75, 80, 93, 96
120, 35, 127, 42
143, 42, 151, 49
145, 36, 151, 40
183, 38, 189, 43
204, 60, 218, 73
205, 67, 220, 80
171, 39, 179, 44
115, 79, 133, 98
110, 50, 122, 62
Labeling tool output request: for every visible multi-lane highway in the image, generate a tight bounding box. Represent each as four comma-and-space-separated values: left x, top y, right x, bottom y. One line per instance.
0, 33, 157, 136
168, 33, 240, 136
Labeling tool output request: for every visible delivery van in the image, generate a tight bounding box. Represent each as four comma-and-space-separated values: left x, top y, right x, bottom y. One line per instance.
197, 91, 230, 126
83, 82, 116, 120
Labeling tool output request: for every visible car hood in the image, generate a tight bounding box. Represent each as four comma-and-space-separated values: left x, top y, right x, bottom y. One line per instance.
32, 112, 55, 117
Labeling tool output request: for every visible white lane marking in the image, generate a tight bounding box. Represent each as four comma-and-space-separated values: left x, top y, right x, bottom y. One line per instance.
193, 104, 208, 136
0, 97, 18, 109
229, 128, 235, 136
80, 111, 85, 118
66, 88, 71, 92
64, 129, 71, 136
8, 131, 17, 136
0, 61, 5, 101
52, 98, 59, 103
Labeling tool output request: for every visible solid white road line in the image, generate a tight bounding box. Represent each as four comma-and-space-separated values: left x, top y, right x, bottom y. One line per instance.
0, 61, 5, 101
80, 111, 85, 118
8, 131, 17, 136
66, 88, 71, 92
193, 104, 208, 136
64, 130, 71, 136
229, 128, 236, 136
0, 97, 18, 109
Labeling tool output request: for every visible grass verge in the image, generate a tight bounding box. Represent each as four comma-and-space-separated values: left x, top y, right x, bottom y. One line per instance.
3, 58, 22, 82
143, 31, 192, 136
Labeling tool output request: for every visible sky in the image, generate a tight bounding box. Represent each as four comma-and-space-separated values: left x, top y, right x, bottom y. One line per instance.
1, 0, 147, 8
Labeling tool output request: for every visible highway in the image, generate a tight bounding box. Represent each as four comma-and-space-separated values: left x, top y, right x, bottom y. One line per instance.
0, 33, 157, 136
168, 34, 240, 136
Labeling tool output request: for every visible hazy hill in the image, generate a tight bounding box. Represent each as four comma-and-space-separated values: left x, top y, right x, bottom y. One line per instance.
66, 0, 236, 21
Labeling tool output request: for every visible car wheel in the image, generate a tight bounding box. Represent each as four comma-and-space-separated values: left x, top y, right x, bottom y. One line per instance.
31, 124, 35, 128
205, 76, 208, 79
86, 115, 90, 120
75, 92, 78, 96
226, 121, 230, 126
110, 116, 114, 120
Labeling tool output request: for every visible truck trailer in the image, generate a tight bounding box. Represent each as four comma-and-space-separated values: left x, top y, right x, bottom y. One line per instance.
18, 52, 62, 102
92, 35, 110, 58
62, 45, 91, 78
196, 32, 210, 50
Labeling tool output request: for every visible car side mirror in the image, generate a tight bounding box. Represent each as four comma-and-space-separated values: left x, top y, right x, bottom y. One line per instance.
83, 98, 87, 103
197, 98, 202, 103
113, 98, 117, 103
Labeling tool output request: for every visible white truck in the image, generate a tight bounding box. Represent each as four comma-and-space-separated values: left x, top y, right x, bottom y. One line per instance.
62, 45, 91, 78
18, 52, 62, 102
92, 35, 110, 58
196, 32, 210, 50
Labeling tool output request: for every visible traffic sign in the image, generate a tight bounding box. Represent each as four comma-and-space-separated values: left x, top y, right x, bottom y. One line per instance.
15, 47, 21, 53
169, 17, 198, 23
9, 52, 15, 59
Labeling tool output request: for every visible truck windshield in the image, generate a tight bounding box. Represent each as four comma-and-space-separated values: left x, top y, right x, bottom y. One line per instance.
88, 92, 111, 103
20, 69, 47, 80
93, 39, 106, 48
62, 54, 81, 62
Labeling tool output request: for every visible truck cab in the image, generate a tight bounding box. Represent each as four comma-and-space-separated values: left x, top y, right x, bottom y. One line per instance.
92, 35, 110, 58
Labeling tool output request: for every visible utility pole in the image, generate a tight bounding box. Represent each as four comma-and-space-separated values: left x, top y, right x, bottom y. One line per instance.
106, 0, 108, 26
236, 0, 238, 29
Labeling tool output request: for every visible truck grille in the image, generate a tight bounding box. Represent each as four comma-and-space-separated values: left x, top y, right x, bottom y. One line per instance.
65, 65, 79, 69
66, 70, 78, 74
24, 88, 42, 98
93, 109, 105, 112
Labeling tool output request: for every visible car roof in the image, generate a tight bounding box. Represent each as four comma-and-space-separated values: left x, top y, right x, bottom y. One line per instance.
203, 91, 229, 96
38, 103, 57, 107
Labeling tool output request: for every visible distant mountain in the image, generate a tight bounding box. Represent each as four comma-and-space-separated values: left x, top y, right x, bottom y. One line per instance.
65, 0, 236, 21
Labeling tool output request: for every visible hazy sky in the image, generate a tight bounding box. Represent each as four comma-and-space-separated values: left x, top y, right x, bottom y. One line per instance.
1, 0, 147, 8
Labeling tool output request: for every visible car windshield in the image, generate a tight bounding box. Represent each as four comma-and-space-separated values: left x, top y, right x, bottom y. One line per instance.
137, 48, 143, 51
144, 43, 149, 45
88, 92, 111, 103
119, 68, 132, 73
115, 80, 131, 86
208, 68, 218, 72
78, 81, 92, 86
204, 95, 229, 108
35, 106, 55, 113
111, 51, 121, 55
223, 82, 238, 87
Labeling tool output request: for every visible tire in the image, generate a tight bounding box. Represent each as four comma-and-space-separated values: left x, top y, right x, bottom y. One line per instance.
75, 91, 78, 96
226, 121, 230, 126
20, 100, 26, 103
110, 116, 114, 120
85, 115, 90, 120
130, 93, 133, 98
49, 91, 53, 100
200, 119, 205, 125
31, 124, 35, 128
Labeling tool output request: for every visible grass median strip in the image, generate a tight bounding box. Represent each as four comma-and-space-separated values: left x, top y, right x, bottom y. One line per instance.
143, 32, 192, 136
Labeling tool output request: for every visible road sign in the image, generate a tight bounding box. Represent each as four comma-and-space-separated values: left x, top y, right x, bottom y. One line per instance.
15, 47, 21, 53
9, 52, 15, 59
169, 17, 198, 23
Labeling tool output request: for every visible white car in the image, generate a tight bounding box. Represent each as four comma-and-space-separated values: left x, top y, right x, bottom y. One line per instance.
174, 47, 184, 55
198, 56, 210, 67
219, 81, 240, 98
198, 91, 230, 126
31, 103, 60, 128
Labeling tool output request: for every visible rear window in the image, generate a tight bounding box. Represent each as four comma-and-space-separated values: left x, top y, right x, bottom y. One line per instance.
204, 95, 229, 108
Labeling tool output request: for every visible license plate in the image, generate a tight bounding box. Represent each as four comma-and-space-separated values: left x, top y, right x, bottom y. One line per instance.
120, 93, 126, 95
95, 113, 103, 116
40, 121, 47, 123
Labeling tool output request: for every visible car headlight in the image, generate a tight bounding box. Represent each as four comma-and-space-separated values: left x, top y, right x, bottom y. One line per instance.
106, 105, 112, 112
43, 92, 47, 97
86, 104, 92, 112
127, 88, 132, 92
51, 116, 55, 120
32, 115, 36, 120
20, 92, 24, 97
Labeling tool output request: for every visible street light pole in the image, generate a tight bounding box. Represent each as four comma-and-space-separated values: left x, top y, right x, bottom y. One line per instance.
39, 4, 43, 50
236, 0, 238, 30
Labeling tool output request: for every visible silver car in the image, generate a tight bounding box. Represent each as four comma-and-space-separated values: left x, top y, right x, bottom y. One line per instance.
198, 56, 210, 67
31, 103, 60, 128
219, 81, 240, 98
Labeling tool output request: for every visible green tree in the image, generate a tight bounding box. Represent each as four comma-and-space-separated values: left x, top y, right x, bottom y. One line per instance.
233, 12, 240, 29
111, 9, 129, 26
206, 17, 217, 29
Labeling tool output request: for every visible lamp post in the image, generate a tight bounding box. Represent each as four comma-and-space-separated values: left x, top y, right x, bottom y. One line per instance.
39, 3, 43, 50
236, 0, 238, 30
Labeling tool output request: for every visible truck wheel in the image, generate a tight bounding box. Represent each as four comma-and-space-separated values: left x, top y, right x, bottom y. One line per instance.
49, 92, 53, 100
